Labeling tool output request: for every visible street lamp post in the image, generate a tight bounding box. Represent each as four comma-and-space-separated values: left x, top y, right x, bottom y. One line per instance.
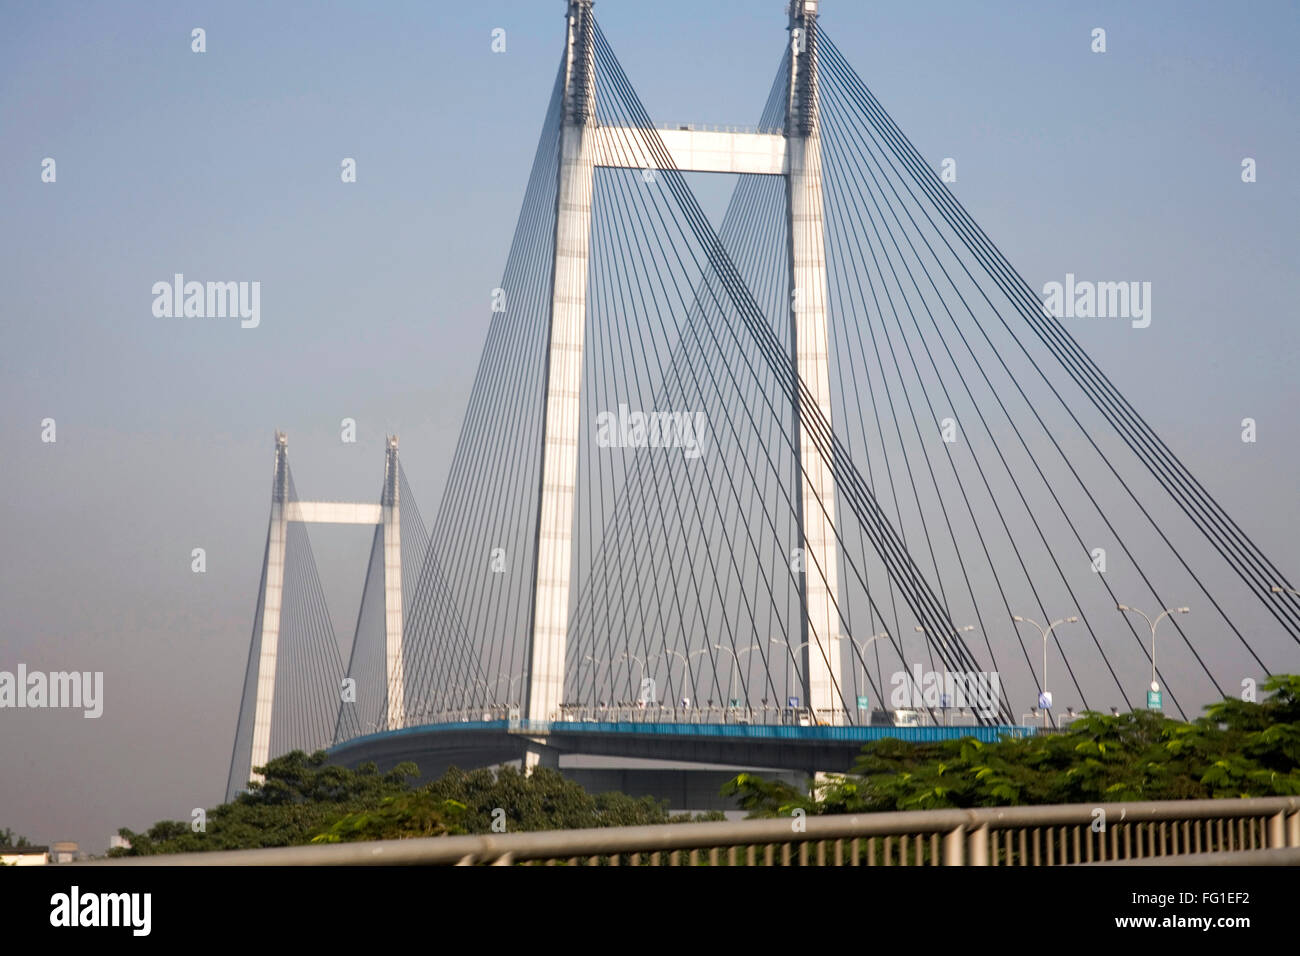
771, 637, 814, 706
913, 625, 974, 723
913, 624, 975, 657
1012, 615, 1079, 729
768, 634, 875, 722
771, 637, 824, 720
712, 643, 761, 708
664, 649, 709, 714
1117, 604, 1189, 708
611, 653, 644, 710
736, 644, 762, 712
582, 655, 607, 711
664, 649, 688, 681
493, 673, 523, 704
634, 653, 664, 706
847, 632, 888, 718
686, 648, 709, 712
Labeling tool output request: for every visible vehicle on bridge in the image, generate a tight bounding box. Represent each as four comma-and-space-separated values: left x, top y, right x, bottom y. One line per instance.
868, 708, 919, 728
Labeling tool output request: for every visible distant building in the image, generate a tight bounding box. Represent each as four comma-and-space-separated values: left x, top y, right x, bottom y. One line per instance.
109, 834, 131, 852
50, 841, 79, 863
1, 846, 49, 866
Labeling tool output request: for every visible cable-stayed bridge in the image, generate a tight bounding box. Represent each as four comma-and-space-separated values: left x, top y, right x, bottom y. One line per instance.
226, 1, 1298, 802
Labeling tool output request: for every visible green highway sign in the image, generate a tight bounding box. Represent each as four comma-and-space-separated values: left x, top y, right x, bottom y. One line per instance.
856, 695, 869, 710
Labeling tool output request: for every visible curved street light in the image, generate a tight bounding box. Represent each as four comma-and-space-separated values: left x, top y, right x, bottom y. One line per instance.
912, 624, 975, 667
582, 655, 609, 702
712, 643, 761, 705
844, 632, 889, 714
770, 637, 820, 706
662, 649, 709, 706
1117, 604, 1188, 705
767, 635, 856, 716
617, 652, 643, 690
1013, 615, 1079, 728
492, 673, 525, 706
911, 625, 975, 721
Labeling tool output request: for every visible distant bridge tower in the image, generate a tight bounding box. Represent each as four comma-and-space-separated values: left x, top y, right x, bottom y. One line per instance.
380, 436, 405, 731
230, 432, 405, 797
524, 0, 845, 737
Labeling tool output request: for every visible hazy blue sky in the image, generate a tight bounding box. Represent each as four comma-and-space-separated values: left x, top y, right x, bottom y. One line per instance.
2, 0, 1297, 851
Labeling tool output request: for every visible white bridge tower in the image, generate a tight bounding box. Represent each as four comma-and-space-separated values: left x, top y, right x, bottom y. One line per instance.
525, 0, 845, 738
234, 432, 406, 796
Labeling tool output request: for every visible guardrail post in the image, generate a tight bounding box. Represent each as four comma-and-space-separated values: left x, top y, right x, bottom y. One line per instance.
1288, 811, 1300, 848
1269, 811, 1286, 848
943, 825, 966, 866
967, 824, 989, 866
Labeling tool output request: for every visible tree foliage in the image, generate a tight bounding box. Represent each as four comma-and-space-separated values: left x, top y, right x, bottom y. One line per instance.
725, 675, 1300, 817
110, 751, 422, 855
111, 754, 721, 855
0, 827, 34, 848
313, 766, 713, 843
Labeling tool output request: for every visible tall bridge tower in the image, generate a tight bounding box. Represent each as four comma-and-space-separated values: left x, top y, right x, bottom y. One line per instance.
525, 0, 845, 732
231, 432, 406, 796
783, 0, 844, 725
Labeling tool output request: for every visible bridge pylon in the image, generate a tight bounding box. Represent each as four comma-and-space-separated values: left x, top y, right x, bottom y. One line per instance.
381, 436, 404, 732
227, 432, 407, 799
784, 0, 845, 725
245, 431, 290, 790
522, 0, 848, 743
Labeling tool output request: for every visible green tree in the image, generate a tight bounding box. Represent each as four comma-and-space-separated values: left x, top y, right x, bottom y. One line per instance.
0, 827, 34, 848
312, 793, 468, 843
109, 750, 421, 855
111, 754, 722, 854
725, 676, 1300, 816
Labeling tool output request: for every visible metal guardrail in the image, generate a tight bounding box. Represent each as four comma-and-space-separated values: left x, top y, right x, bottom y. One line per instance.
91, 796, 1300, 866
1088, 847, 1300, 867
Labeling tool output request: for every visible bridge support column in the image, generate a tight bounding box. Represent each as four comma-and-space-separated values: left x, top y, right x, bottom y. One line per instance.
526, 0, 596, 726
249, 431, 290, 786
382, 436, 404, 729
523, 739, 561, 773
786, 0, 844, 725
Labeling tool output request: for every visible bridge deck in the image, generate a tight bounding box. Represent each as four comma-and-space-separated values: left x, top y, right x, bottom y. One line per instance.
324, 719, 1037, 785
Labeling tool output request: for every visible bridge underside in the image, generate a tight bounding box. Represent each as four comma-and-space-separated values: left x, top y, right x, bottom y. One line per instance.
324, 723, 844, 811
325, 721, 1032, 810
